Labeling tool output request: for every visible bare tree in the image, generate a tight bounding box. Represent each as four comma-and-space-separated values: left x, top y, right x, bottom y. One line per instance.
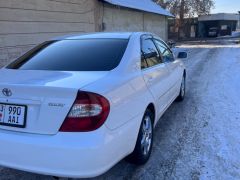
153, 0, 215, 38
153, 0, 214, 16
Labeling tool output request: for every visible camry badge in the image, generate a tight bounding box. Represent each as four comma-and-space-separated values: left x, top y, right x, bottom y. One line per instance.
2, 88, 12, 97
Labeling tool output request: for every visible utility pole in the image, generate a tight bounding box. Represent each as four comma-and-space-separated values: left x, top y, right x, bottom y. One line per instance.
178, 0, 185, 39
238, 11, 240, 30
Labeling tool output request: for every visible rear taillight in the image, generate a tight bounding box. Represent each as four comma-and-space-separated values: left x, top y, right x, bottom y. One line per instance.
59, 91, 110, 132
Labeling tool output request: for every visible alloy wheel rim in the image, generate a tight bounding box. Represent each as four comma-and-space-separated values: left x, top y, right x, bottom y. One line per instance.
141, 115, 153, 156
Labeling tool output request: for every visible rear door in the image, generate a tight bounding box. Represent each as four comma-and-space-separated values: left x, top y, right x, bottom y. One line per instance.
141, 35, 170, 114
153, 38, 183, 100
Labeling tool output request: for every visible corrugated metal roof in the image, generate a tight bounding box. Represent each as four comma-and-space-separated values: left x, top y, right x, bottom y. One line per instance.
198, 13, 239, 21
103, 0, 174, 17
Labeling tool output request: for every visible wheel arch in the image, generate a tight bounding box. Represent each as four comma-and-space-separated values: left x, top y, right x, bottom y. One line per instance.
126, 102, 156, 164
183, 69, 186, 78
146, 103, 156, 125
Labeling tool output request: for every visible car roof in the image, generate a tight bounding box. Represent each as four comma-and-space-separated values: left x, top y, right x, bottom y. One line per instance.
53, 32, 136, 40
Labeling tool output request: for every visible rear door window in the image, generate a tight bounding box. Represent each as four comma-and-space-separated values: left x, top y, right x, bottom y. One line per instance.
141, 36, 162, 68
7, 39, 129, 71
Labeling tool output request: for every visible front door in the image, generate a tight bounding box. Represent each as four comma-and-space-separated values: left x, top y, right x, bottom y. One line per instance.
153, 38, 183, 101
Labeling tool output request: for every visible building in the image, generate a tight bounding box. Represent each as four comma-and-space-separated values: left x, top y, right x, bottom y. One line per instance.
168, 18, 198, 40
0, 0, 173, 66
168, 13, 239, 40
238, 11, 240, 30
198, 13, 238, 37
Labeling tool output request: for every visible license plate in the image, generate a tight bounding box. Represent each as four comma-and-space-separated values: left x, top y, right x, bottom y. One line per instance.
0, 103, 27, 128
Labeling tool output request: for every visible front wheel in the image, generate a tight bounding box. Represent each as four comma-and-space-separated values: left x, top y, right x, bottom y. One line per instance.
126, 109, 154, 165
176, 75, 186, 102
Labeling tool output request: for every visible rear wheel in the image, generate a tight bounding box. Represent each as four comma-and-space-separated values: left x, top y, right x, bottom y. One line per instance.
126, 109, 154, 165
176, 75, 185, 102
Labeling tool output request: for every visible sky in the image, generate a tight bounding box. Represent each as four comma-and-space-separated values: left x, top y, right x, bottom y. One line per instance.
212, 0, 240, 14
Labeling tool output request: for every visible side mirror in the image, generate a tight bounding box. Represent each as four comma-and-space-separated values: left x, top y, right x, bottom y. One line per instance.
177, 52, 188, 59
167, 40, 176, 48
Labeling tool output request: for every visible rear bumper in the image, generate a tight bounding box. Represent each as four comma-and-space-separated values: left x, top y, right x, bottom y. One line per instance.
0, 117, 140, 178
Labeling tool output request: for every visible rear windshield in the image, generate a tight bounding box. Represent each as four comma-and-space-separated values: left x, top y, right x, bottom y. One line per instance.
7, 39, 129, 71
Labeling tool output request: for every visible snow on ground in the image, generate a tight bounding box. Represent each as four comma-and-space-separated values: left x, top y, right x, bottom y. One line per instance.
171, 42, 240, 179
0, 40, 240, 180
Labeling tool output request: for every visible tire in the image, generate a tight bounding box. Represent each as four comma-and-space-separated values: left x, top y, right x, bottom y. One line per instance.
126, 109, 154, 165
176, 75, 186, 102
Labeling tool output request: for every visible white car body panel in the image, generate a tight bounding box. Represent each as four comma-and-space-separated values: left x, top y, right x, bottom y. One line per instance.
0, 32, 185, 178
0, 69, 109, 134
142, 64, 170, 116
0, 115, 141, 178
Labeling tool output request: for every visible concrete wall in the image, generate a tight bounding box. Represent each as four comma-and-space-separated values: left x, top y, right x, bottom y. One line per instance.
0, 0, 98, 66
102, 3, 168, 41
143, 12, 168, 40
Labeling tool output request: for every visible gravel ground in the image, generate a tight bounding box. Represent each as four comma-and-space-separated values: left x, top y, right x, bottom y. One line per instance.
0, 40, 240, 180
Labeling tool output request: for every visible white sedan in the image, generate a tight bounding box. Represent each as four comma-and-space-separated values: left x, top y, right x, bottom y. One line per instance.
0, 32, 187, 178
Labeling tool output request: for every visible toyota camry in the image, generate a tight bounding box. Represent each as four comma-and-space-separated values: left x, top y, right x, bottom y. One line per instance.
0, 32, 187, 178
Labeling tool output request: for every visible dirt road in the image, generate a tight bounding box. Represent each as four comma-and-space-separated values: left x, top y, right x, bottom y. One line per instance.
1, 40, 240, 180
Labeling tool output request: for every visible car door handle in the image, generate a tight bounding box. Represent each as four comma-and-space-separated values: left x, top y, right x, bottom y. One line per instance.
147, 76, 154, 83
148, 76, 154, 81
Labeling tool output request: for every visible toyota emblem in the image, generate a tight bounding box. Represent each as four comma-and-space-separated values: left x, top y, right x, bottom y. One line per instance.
2, 88, 12, 97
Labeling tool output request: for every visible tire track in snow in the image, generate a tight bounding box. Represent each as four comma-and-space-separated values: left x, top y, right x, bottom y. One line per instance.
153, 48, 219, 180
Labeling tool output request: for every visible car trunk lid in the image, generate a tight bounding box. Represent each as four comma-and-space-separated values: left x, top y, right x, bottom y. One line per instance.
0, 69, 108, 135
